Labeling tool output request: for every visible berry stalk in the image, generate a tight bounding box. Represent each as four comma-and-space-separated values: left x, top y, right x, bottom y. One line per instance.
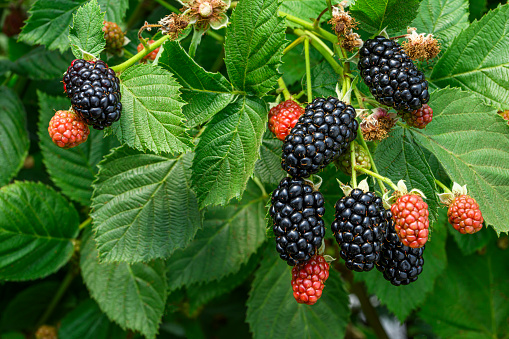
435, 179, 452, 193
277, 78, 291, 101
304, 37, 313, 103
279, 11, 338, 44
111, 35, 170, 73
358, 133, 386, 192
354, 166, 398, 191
350, 141, 357, 187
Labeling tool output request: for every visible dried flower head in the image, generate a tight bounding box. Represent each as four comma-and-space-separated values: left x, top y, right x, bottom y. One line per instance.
361, 108, 397, 141
178, 0, 230, 31
329, 6, 357, 37
341, 30, 363, 52
158, 13, 189, 38
402, 30, 441, 61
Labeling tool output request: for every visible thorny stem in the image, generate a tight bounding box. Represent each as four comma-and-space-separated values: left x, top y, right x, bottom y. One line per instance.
277, 77, 291, 101
138, 23, 163, 41
111, 35, 170, 73
188, 27, 203, 58
304, 38, 313, 103
36, 269, 76, 328
279, 11, 338, 44
435, 179, 452, 193
355, 166, 398, 191
358, 133, 386, 192
350, 142, 357, 188
79, 217, 92, 230
253, 176, 268, 198
153, 0, 180, 12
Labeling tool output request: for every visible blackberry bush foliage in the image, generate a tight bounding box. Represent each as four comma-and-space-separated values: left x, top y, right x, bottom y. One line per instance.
1, 0, 509, 338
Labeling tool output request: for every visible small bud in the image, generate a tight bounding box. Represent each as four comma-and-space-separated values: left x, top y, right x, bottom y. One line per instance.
199, 2, 213, 17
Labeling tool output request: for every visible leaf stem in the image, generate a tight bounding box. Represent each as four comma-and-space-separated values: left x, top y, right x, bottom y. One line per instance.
206, 29, 225, 42
304, 38, 312, 103
36, 269, 76, 328
79, 217, 92, 230
294, 90, 305, 100
153, 0, 180, 12
278, 11, 338, 43
253, 176, 268, 199
350, 142, 357, 188
435, 179, 452, 193
355, 166, 398, 191
277, 77, 291, 101
357, 133, 386, 192
111, 35, 170, 73
283, 35, 306, 55
188, 27, 203, 58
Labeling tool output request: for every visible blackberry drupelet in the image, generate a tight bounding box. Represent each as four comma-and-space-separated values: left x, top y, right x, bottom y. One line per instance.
331, 189, 387, 272
269, 177, 326, 266
281, 97, 358, 178
377, 214, 425, 286
358, 36, 430, 112
63, 59, 122, 130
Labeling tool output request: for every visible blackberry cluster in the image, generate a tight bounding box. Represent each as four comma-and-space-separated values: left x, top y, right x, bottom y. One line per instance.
377, 215, 425, 286
331, 189, 387, 272
358, 36, 430, 112
63, 59, 122, 130
269, 177, 326, 266
281, 97, 358, 178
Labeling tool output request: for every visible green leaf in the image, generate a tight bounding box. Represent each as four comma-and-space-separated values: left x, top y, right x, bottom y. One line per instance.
469, 0, 487, 21
449, 226, 494, 256
69, 0, 106, 59
0, 281, 59, 331
429, 4, 509, 109
246, 247, 350, 338
186, 252, 260, 313
303, 61, 339, 98
98, 0, 129, 22
254, 131, 286, 185
19, 0, 87, 52
350, 0, 422, 33
59, 299, 126, 339
91, 146, 201, 263
114, 64, 193, 154
11, 47, 74, 80
225, 0, 287, 97
0, 182, 79, 281
166, 180, 267, 290
412, 88, 509, 234
356, 212, 448, 321
192, 96, 267, 208
419, 240, 509, 338
0, 87, 29, 187
280, 0, 335, 27
158, 40, 235, 128
80, 229, 167, 339
37, 91, 118, 206
374, 126, 439, 222
411, 0, 469, 48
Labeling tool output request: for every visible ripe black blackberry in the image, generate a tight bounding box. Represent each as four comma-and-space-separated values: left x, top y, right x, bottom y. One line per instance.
358, 36, 430, 112
281, 97, 358, 178
269, 177, 325, 266
376, 213, 425, 286
331, 189, 387, 272
63, 59, 122, 130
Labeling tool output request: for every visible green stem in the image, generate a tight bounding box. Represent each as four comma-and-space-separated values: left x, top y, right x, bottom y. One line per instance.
279, 11, 337, 43
36, 270, 76, 327
326, 0, 333, 16
277, 77, 291, 101
123, 49, 134, 58
294, 90, 305, 100
357, 134, 386, 192
350, 142, 357, 188
153, 0, 179, 12
435, 179, 452, 193
189, 27, 203, 58
293, 29, 343, 78
111, 35, 170, 73
206, 29, 224, 42
253, 176, 268, 198
353, 86, 365, 109
355, 166, 398, 191
304, 38, 312, 103
283, 35, 306, 54
79, 217, 92, 230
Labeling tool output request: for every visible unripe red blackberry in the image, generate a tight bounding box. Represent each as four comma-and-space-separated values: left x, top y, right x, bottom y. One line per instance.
402, 104, 433, 129
331, 189, 388, 272
268, 100, 304, 141
269, 177, 326, 266
376, 214, 425, 286
391, 194, 429, 248
103, 21, 125, 54
447, 195, 483, 234
48, 110, 90, 149
63, 59, 122, 130
358, 36, 430, 112
137, 40, 160, 61
281, 97, 358, 178
335, 142, 371, 175
291, 254, 330, 305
